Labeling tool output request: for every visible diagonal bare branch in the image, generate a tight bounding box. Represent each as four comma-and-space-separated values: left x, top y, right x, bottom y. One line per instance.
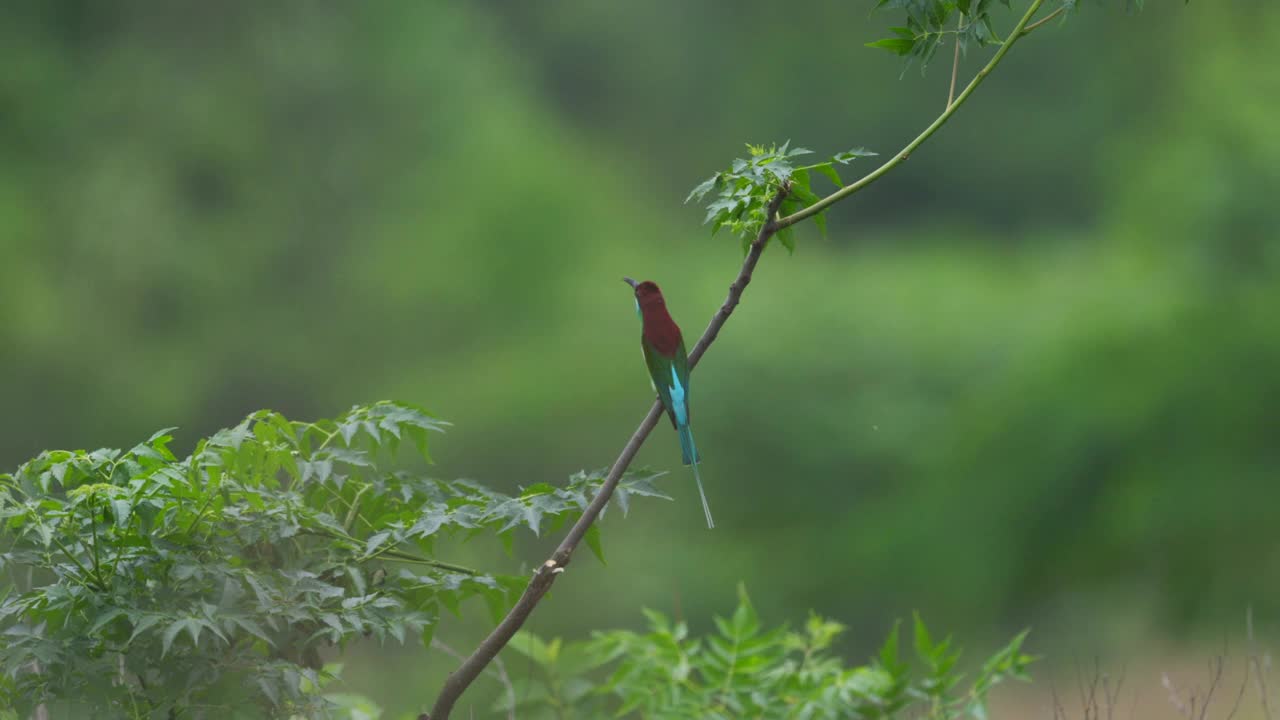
425, 189, 790, 720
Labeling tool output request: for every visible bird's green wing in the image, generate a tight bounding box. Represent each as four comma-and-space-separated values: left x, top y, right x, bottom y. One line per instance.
641, 337, 679, 429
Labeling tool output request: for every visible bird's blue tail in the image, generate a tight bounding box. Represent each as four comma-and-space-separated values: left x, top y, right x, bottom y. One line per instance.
678, 423, 714, 529
677, 422, 700, 466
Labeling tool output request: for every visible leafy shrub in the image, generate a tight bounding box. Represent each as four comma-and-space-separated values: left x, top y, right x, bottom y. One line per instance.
686, 142, 877, 252
0, 403, 667, 718
500, 585, 1035, 719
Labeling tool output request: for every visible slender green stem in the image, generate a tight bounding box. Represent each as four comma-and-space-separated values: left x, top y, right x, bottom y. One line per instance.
774, 0, 1047, 231
1, 475, 29, 498
313, 425, 340, 453
717, 632, 742, 701
314, 478, 354, 511
88, 497, 105, 586
360, 540, 478, 575
291, 420, 340, 454
947, 11, 964, 108
312, 481, 374, 533
343, 484, 371, 533
50, 535, 106, 591
1021, 5, 1067, 36
297, 527, 479, 575
381, 551, 479, 575
183, 492, 216, 536
108, 525, 127, 581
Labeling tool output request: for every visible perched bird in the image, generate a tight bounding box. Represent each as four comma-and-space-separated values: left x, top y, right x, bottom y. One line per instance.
623, 277, 714, 528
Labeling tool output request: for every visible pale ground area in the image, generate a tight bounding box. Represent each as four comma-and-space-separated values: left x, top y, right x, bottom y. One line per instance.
988, 647, 1276, 720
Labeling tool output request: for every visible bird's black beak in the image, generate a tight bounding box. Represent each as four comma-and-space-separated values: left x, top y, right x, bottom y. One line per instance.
622, 277, 639, 289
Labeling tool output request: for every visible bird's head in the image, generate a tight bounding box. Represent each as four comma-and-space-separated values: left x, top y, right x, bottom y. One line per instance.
623, 277, 665, 309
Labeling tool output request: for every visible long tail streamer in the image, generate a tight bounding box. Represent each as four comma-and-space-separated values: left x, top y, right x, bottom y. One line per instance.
678, 424, 714, 529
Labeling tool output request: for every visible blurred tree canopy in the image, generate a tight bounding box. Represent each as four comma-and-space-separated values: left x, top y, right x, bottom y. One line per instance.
2, 3, 1278, 709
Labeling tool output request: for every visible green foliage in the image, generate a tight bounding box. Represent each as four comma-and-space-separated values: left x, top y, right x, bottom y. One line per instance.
0, 403, 668, 718
0, 1, 1231, 716
867, 0, 1011, 69
498, 586, 1034, 719
865, 1, 1173, 71
686, 142, 876, 253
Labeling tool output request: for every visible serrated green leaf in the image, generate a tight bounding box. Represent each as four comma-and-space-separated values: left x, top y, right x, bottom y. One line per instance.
866, 36, 913, 56
407, 425, 432, 462
879, 619, 903, 672
321, 613, 343, 634
833, 147, 878, 164
813, 163, 843, 188
346, 565, 368, 595
87, 607, 127, 636
420, 616, 437, 650
162, 618, 196, 657
585, 523, 605, 564
913, 611, 933, 659
778, 226, 796, 254
365, 531, 391, 555
127, 613, 166, 646
229, 616, 275, 647
685, 175, 718, 204
111, 498, 132, 529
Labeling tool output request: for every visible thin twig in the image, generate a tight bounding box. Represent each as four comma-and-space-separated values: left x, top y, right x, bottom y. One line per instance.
426, 189, 790, 720
299, 527, 479, 575
1103, 663, 1125, 720
50, 535, 106, 592
774, 0, 1047, 231
1049, 678, 1066, 720
1199, 654, 1226, 720
1227, 651, 1250, 720
947, 12, 963, 108
1020, 5, 1068, 36
1164, 654, 1228, 720
1079, 656, 1101, 720
1249, 607, 1274, 720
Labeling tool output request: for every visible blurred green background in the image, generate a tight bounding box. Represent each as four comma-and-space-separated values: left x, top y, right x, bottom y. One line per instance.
3, 0, 1278, 716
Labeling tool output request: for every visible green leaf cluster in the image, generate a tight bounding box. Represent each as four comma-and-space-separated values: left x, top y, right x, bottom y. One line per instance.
864, 0, 1170, 71
497, 585, 1035, 719
867, 0, 1012, 70
0, 403, 667, 718
687, 143, 876, 253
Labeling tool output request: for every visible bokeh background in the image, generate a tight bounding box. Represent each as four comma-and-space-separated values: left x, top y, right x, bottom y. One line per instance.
3, 1, 1278, 717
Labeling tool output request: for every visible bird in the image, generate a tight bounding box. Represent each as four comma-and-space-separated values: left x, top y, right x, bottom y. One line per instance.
623, 277, 714, 528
